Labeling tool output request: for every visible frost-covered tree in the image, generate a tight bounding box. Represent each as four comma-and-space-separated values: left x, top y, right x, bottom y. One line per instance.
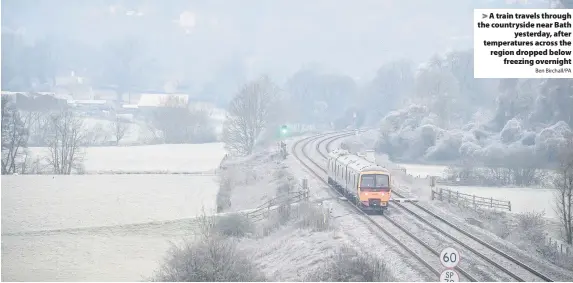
110, 116, 129, 145
223, 76, 279, 155
553, 137, 573, 244
1, 96, 29, 174
555, 0, 573, 8
151, 96, 215, 144
45, 110, 86, 174
360, 59, 414, 123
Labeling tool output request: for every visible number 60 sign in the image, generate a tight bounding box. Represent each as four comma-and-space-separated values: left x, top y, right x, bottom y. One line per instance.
440, 247, 460, 268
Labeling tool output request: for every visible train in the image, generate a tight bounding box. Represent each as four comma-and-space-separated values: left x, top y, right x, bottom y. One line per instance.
326, 149, 392, 214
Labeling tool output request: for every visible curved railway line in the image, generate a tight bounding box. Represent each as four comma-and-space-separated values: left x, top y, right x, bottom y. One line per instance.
290, 130, 565, 282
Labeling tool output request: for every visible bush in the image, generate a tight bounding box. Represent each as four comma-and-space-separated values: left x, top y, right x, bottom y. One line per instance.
152, 237, 265, 282
259, 201, 332, 236
216, 172, 233, 212
152, 214, 265, 282
515, 211, 546, 243
307, 246, 394, 282
214, 214, 255, 238
295, 202, 331, 232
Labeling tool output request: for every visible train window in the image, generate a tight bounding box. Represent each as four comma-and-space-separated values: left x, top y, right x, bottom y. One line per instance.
375, 174, 390, 187
360, 174, 390, 188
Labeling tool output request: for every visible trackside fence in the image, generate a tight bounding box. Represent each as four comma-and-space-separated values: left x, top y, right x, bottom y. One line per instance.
243, 179, 311, 222
547, 236, 572, 256
431, 187, 512, 212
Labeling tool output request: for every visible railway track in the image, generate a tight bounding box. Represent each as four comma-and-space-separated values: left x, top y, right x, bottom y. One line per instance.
291, 130, 558, 282
320, 133, 566, 282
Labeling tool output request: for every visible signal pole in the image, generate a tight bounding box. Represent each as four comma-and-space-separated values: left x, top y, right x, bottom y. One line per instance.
279, 125, 288, 159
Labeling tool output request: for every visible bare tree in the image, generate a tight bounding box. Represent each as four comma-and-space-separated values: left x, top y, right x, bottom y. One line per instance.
223, 75, 279, 155
554, 138, 573, 244
555, 0, 572, 8
1, 96, 29, 174
110, 116, 129, 145
151, 96, 214, 143
45, 110, 86, 174
84, 122, 112, 146
23, 110, 50, 146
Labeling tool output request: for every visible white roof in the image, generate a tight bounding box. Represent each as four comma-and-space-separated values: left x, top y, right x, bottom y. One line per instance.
70, 100, 108, 105
329, 149, 388, 173
138, 93, 189, 107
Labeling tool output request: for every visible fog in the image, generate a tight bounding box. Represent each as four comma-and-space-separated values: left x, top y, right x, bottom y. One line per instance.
2, 0, 573, 282
2, 0, 551, 102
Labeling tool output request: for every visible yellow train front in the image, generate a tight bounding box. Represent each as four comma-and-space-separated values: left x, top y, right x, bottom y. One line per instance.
327, 149, 392, 214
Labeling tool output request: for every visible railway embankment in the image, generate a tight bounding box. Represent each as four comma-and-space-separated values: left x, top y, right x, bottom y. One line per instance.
152, 135, 399, 281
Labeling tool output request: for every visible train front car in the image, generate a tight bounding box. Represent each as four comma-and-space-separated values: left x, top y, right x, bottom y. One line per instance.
357, 169, 392, 213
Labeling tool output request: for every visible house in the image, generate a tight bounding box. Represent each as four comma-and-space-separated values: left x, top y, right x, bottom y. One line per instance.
1, 91, 69, 111
67, 99, 118, 117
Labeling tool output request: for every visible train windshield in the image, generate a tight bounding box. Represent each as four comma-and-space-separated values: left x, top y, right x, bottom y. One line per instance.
360, 174, 390, 190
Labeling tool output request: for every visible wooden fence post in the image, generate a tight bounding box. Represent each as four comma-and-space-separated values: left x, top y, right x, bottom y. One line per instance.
431, 190, 434, 200
473, 195, 476, 209
448, 189, 451, 203
490, 197, 493, 209
508, 201, 511, 211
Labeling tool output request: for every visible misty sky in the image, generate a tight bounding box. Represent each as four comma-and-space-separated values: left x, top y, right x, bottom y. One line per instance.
1, 0, 550, 86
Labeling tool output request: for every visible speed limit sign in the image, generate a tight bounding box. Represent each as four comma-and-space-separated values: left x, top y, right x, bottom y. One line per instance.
440, 269, 459, 282
440, 247, 460, 268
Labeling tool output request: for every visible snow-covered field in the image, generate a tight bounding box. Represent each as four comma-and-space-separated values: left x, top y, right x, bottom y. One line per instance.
396, 163, 558, 219
2, 142, 226, 281
2, 175, 218, 233
29, 143, 226, 174
398, 163, 448, 178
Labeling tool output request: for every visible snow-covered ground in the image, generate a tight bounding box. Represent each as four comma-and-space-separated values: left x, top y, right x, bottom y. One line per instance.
343, 136, 573, 278
213, 135, 432, 281
2, 175, 218, 233
396, 163, 558, 219
2, 232, 179, 281
2, 146, 225, 281
28, 143, 226, 174
398, 163, 448, 178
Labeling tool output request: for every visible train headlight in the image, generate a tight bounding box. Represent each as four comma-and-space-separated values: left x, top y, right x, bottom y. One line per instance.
381, 193, 385, 196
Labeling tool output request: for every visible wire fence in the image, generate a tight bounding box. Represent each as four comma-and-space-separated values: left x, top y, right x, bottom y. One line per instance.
547, 236, 572, 256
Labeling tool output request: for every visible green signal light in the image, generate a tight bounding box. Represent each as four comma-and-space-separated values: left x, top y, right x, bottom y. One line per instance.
280, 125, 288, 136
